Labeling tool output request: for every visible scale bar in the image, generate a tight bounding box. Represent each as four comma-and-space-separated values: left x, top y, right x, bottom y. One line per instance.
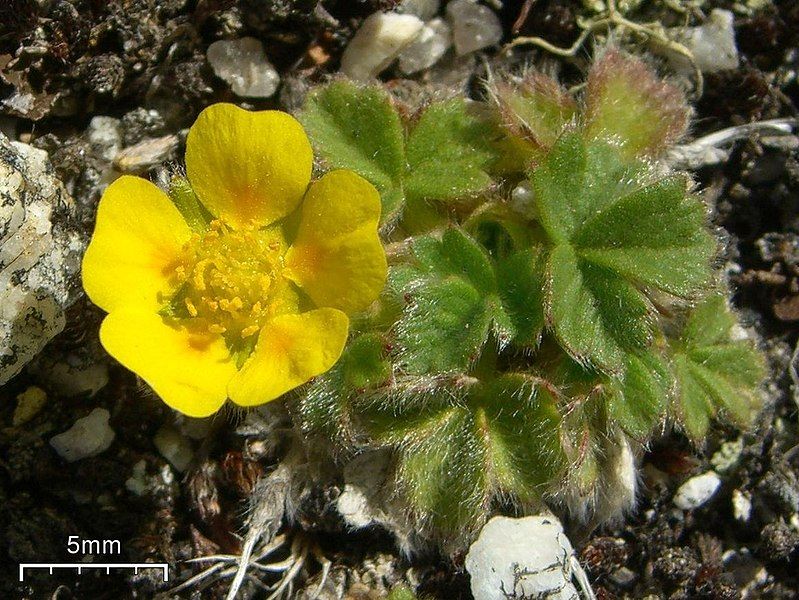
19, 563, 169, 582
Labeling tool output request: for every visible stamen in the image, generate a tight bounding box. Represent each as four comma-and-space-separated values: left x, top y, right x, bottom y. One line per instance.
241, 325, 260, 338
167, 221, 289, 344
185, 298, 198, 317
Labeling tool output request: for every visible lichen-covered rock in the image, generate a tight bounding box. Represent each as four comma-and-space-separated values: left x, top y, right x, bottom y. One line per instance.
0, 134, 83, 385
466, 515, 595, 600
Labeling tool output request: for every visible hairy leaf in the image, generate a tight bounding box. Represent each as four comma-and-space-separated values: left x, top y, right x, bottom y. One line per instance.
398, 277, 492, 374
496, 248, 546, 345
301, 83, 502, 230
300, 81, 405, 222
607, 351, 672, 438
395, 228, 513, 374
670, 296, 765, 442
585, 49, 689, 157
357, 374, 565, 533
405, 99, 496, 203
546, 244, 651, 371
493, 74, 577, 149
533, 134, 714, 371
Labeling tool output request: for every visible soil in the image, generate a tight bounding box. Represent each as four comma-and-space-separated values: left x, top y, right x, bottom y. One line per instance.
0, 1, 797, 599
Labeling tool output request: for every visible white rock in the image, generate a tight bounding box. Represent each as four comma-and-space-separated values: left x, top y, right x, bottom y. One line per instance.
0, 135, 83, 385
340, 12, 425, 81
465, 515, 594, 600
207, 37, 280, 98
399, 0, 441, 20
732, 489, 752, 522
50, 408, 116, 462
336, 450, 413, 551
670, 9, 738, 74
154, 425, 194, 472
446, 0, 502, 55
87, 116, 122, 163
673, 471, 722, 510
398, 18, 452, 74
337, 450, 394, 529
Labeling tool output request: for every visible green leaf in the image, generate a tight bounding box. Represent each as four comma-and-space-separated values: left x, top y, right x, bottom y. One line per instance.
440, 228, 496, 294
670, 296, 765, 442
496, 248, 546, 345
574, 176, 716, 296
607, 352, 672, 438
301, 84, 503, 231
584, 49, 689, 157
533, 137, 639, 243
340, 334, 392, 390
405, 99, 497, 203
400, 408, 483, 531
471, 375, 565, 497
395, 228, 511, 374
358, 374, 565, 533
300, 81, 405, 222
397, 277, 492, 374
407, 229, 496, 293
546, 245, 651, 371
681, 295, 736, 347
493, 74, 577, 149
533, 134, 715, 371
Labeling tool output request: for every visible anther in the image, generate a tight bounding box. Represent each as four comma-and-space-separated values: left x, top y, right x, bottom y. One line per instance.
185, 298, 198, 317
241, 325, 260, 338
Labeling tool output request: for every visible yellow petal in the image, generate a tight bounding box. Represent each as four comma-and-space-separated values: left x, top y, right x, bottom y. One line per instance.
284, 170, 387, 313
228, 308, 349, 406
185, 104, 312, 228
82, 176, 191, 313
100, 308, 237, 417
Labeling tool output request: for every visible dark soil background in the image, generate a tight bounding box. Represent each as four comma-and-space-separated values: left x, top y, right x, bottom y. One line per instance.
0, 1, 798, 599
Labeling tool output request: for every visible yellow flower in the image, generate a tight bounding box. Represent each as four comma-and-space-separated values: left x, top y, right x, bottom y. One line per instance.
82, 104, 387, 417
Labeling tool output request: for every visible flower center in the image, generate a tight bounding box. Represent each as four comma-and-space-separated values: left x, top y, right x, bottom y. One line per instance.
169, 220, 294, 341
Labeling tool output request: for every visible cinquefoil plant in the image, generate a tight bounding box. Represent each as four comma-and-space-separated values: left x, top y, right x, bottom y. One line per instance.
296, 49, 765, 544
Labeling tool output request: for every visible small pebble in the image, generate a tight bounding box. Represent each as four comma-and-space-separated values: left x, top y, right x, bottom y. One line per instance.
13, 385, 47, 426
207, 37, 280, 98
50, 408, 116, 462
340, 12, 425, 80
609, 566, 637, 588
87, 116, 122, 162
670, 9, 738, 74
113, 134, 179, 173
673, 471, 722, 510
710, 437, 744, 473
446, 0, 502, 55
153, 425, 194, 472
398, 18, 452, 74
733, 488, 752, 522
